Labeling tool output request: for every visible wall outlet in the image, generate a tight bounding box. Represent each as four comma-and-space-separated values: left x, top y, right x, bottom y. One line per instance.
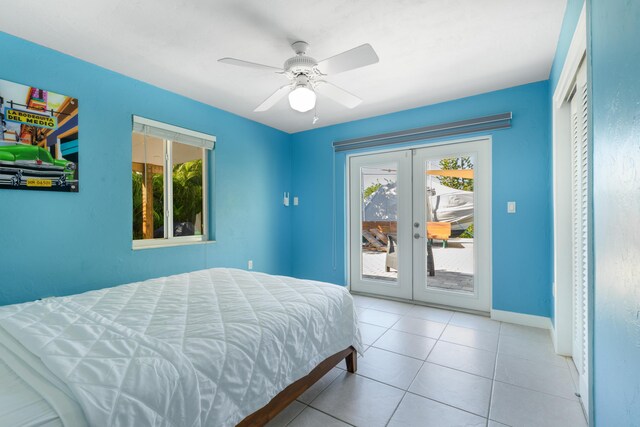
248, 260, 253, 270
507, 201, 516, 213
283, 192, 290, 206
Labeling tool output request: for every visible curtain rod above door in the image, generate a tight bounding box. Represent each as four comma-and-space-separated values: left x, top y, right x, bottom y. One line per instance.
332, 112, 512, 152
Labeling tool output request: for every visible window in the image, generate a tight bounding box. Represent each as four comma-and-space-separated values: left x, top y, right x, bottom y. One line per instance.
131, 116, 215, 248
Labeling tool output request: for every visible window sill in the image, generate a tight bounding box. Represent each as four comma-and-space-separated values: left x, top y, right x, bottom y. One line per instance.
132, 239, 215, 251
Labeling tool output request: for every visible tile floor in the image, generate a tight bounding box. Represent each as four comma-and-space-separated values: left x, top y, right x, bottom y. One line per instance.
267, 295, 587, 427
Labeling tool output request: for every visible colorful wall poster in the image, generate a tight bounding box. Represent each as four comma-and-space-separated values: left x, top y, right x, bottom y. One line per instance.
0, 79, 79, 192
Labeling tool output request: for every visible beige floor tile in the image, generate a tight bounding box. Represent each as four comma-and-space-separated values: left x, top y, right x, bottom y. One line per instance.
498, 334, 567, 367
367, 298, 414, 315
265, 400, 306, 427
441, 324, 499, 352
288, 407, 351, 427
427, 341, 496, 378
392, 316, 446, 339
358, 322, 387, 345
407, 305, 454, 323
388, 393, 486, 427
495, 353, 578, 401
449, 312, 501, 333
409, 362, 492, 416
490, 381, 587, 427
311, 372, 404, 427
372, 329, 436, 360
356, 347, 423, 389
358, 308, 402, 328
297, 368, 342, 404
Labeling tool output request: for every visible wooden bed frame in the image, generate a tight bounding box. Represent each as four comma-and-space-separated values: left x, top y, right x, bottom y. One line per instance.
237, 346, 358, 426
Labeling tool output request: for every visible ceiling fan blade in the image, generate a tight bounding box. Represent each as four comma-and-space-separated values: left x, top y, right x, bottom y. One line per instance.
316, 44, 379, 75
218, 57, 284, 73
254, 85, 291, 112
315, 81, 362, 109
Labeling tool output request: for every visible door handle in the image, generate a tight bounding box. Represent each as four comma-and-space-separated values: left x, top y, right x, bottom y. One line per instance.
414, 233, 421, 239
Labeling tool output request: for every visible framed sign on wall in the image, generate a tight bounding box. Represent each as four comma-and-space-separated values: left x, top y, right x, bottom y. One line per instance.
0, 79, 79, 192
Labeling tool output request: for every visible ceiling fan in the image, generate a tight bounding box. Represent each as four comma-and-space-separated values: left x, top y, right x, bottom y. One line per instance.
218, 41, 379, 114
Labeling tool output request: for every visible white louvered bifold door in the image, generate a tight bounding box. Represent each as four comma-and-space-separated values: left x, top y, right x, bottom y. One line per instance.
570, 61, 589, 411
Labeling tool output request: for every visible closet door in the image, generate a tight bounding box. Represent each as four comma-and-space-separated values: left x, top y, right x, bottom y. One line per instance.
570, 61, 589, 412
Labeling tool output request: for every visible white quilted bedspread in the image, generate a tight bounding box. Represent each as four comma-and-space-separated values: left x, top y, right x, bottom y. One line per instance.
0, 268, 362, 427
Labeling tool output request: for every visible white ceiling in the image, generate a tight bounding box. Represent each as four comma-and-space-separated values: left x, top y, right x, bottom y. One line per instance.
0, 0, 566, 133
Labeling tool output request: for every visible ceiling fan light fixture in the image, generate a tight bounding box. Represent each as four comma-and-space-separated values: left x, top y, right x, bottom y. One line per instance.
288, 85, 316, 112
220, 41, 377, 114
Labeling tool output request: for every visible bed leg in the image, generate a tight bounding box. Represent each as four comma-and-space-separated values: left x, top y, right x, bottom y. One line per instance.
345, 348, 357, 373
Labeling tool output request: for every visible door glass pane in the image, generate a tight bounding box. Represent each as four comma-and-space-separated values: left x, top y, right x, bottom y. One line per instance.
132, 132, 165, 240
171, 142, 204, 237
423, 155, 475, 293
360, 163, 398, 282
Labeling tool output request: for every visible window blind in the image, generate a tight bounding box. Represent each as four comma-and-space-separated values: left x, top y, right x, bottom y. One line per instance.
133, 116, 215, 150
332, 113, 511, 152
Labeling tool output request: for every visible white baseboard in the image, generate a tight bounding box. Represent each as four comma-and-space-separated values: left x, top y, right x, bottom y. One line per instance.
491, 309, 552, 330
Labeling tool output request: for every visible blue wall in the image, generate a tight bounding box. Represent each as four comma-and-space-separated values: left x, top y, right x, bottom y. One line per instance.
0, 32, 292, 306
291, 81, 552, 317
589, 0, 640, 424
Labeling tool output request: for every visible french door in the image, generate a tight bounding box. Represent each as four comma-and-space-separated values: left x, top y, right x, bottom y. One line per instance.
411, 141, 491, 310
348, 150, 413, 299
349, 138, 491, 311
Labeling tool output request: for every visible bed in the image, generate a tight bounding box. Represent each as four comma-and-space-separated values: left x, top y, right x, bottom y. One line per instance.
0, 268, 362, 426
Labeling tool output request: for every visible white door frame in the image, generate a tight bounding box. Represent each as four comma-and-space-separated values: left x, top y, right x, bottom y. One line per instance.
552, 4, 586, 356
551, 1, 589, 417
346, 135, 492, 312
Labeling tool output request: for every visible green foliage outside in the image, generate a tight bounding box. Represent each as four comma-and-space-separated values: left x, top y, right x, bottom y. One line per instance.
172, 159, 203, 224
437, 156, 474, 191
132, 159, 202, 239
363, 182, 382, 201
460, 223, 474, 238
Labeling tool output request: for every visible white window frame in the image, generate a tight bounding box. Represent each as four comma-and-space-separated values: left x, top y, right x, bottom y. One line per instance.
132, 116, 214, 250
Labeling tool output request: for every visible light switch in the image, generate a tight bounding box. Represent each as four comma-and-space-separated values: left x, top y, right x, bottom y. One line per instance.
507, 201, 516, 214
293, 196, 299, 206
